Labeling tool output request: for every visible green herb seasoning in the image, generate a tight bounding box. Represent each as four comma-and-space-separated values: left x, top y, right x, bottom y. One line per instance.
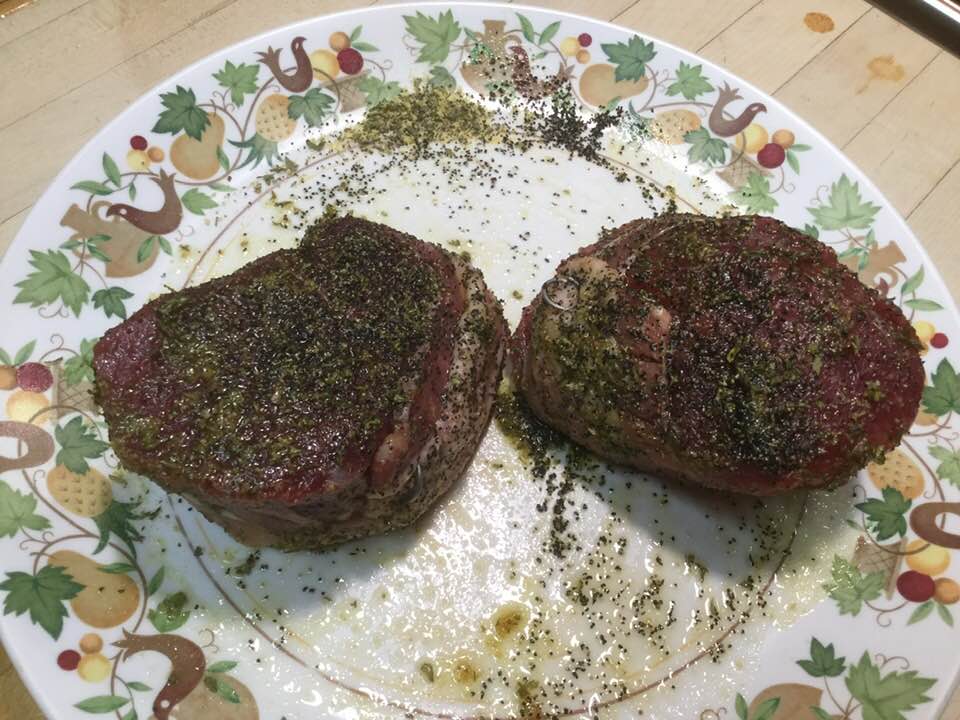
111, 216, 442, 499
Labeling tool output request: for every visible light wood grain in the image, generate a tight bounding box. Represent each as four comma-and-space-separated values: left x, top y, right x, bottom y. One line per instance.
2, 2, 960, 719
844, 49, 960, 216
697, 0, 870, 93
0, 0, 87, 47
775, 7, 941, 146
614, 0, 763, 52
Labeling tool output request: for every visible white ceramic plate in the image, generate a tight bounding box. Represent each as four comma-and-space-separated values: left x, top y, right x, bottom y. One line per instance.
2, 4, 959, 719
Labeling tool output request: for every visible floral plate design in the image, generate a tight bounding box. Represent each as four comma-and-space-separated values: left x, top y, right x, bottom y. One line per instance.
1, 4, 959, 720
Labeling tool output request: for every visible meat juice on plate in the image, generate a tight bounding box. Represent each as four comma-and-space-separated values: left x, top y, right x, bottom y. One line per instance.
148, 128, 859, 717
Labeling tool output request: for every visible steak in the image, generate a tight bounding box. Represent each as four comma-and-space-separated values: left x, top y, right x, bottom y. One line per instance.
94, 216, 506, 549
510, 214, 924, 495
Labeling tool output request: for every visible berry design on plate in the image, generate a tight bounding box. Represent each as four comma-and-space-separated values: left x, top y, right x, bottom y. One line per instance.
126, 148, 151, 172
79, 632, 103, 654
898, 570, 935, 602
577, 32, 592, 47
5, 390, 50, 425
771, 128, 794, 148
559, 36, 580, 57
757, 142, 785, 169
15, 362, 53, 393
129, 135, 148, 151
57, 649, 81, 671
77, 652, 111, 682
935, 577, 960, 604
329, 31, 350, 52
931, 332, 949, 349
311, 49, 340, 80
337, 47, 363, 75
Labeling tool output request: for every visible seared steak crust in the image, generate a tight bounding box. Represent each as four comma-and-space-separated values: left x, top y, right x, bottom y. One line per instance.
511, 214, 924, 495
94, 216, 506, 549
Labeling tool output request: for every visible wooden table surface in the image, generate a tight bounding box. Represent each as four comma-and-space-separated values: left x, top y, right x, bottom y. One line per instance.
1, 0, 959, 718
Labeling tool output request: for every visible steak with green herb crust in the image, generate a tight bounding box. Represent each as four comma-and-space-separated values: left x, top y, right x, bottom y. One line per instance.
511, 214, 924, 495
93, 216, 506, 549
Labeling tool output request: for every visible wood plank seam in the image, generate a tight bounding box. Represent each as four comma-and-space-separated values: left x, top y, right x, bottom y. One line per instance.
611, 0, 642, 22
907, 153, 960, 218
0, 0, 240, 133
694, 0, 764, 51
0, 0, 92, 50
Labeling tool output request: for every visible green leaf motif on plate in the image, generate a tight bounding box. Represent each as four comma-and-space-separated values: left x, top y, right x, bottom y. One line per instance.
922, 359, 960, 417
204, 675, 241, 703
752, 698, 780, 720
904, 298, 943, 312
516, 13, 536, 43
856, 486, 911, 541
216, 145, 231, 172
0, 480, 51, 538
149, 591, 190, 632
0, 565, 83, 639
93, 499, 150, 556
55, 416, 109, 475
808, 174, 880, 230
601, 35, 656, 82
685, 127, 726, 165
230, 134, 279, 169
125, 681, 151, 692
153, 85, 209, 140
404, 10, 461, 64
147, 566, 165, 597
901, 265, 924, 296
729, 172, 777, 213
667, 61, 713, 100
64, 338, 96, 386
785, 148, 800, 173
102, 153, 121, 188
213, 60, 259, 106
845, 651, 935, 720
92, 286, 134, 320
937, 602, 954, 626
797, 637, 846, 677
74, 695, 129, 714
907, 600, 934, 625
428, 66, 456, 89
928, 445, 960, 488
539, 21, 561, 46
71, 181, 115, 196
735, 693, 748, 720
13, 340, 36, 365
207, 660, 239, 674
359, 76, 402, 108
98, 562, 136, 575
823, 555, 885, 615
14, 249, 90, 317
181, 189, 218, 215
288, 88, 335, 128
